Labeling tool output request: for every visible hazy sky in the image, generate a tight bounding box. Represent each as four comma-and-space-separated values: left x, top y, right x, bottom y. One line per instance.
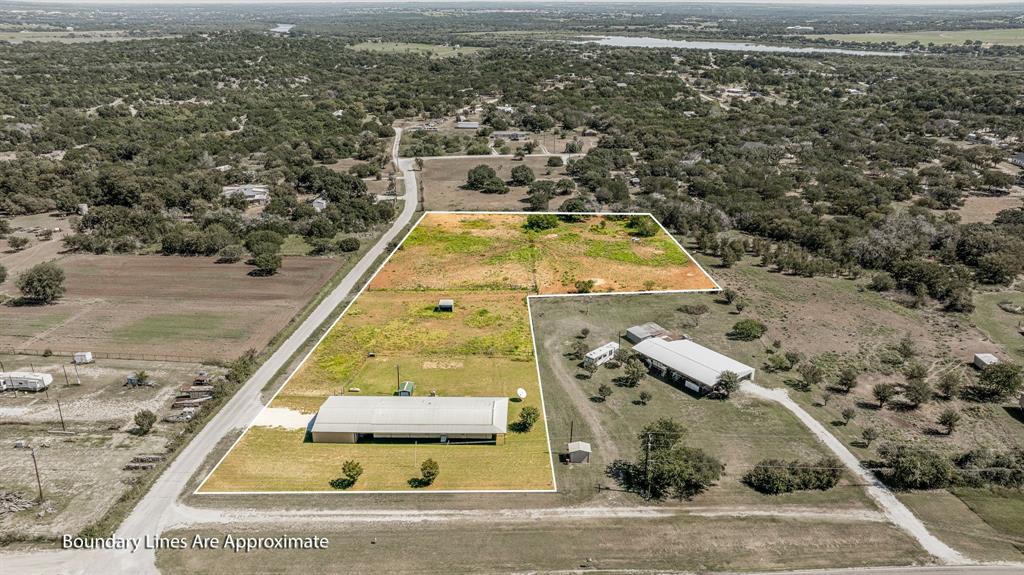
6, 0, 1024, 5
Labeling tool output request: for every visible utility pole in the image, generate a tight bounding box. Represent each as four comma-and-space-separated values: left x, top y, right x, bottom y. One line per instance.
30, 448, 44, 503
56, 399, 66, 432
569, 420, 574, 444
643, 432, 652, 500
396, 364, 400, 388
62, 365, 71, 387
73, 363, 81, 386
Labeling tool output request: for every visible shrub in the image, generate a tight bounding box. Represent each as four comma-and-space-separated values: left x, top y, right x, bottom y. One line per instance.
729, 319, 767, 341
546, 156, 564, 167
878, 443, 954, 490
511, 406, 540, 432
873, 383, 897, 408
251, 252, 282, 276
134, 409, 157, 435
638, 391, 652, 405
524, 214, 559, 231
869, 273, 896, 291
972, 363, 1023, 401
597, 384, 612, 401
836, 367, 859, 393
677, 304, 709, 316
574, 279, 596, 294
8, 236, 29, 250
337, 237, 361, 252
330, 460, 364, 489
510, 165, 535, 186
904, 377, 932, 407
743, 456, 842, 495
216, 244, 245, 263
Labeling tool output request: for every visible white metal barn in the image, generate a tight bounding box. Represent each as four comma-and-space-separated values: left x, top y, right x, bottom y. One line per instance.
632, 338, 754, 394
584, 342, 619, 367
311, 396, 509, 443
0, 372, 54, 392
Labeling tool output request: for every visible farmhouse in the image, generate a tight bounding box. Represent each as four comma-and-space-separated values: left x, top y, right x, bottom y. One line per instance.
584, 342, 619, 367
221, 184, 270, 203
0, 372, 53, 392
633, 337, 755, 394
624, 322, 670, 344
310, 396, 509, 443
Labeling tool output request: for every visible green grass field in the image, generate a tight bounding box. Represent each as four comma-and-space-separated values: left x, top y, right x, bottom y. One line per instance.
808, 29, 1024, 46
349, 41, 485, 58
111, 313, 247, 344
972, 290, 1024, 364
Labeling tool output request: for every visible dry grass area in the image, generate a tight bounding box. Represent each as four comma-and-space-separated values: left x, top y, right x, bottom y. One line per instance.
955, 194, 1022, 224
1, 254, 343, 361
420, 156, 571, 211
0, 355, 213, 539
201, 213, 714, 492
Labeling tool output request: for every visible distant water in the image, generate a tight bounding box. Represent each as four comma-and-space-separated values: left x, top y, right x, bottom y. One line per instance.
270, 24, 295, 33
579, 35, 904, 57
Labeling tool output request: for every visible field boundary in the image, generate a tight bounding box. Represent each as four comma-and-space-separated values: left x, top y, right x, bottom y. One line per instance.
195, 211, 719, 495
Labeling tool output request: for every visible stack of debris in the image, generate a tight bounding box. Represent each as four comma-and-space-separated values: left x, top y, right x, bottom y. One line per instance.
123, 454, 165, 471
0, 492, 36, 517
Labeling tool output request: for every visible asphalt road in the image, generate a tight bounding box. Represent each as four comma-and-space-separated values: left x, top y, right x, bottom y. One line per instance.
0, 130, 420, 575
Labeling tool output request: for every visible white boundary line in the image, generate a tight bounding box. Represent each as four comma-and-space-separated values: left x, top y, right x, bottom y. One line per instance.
196, 211, 719, 495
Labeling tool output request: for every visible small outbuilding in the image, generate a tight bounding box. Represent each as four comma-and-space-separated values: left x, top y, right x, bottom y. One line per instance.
437, 299, 455, 312
973, 353, 1001, 370
584, 342, 619, 367
73, 351, 94, 365
566, 441, 592, 464
624, 322, 670, 344
398, 381, 416, 396
0, 372, 53, 392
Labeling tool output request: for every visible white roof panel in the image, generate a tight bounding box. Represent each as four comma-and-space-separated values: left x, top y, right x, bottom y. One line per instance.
312, 396, 508, 435
633, 338, 754, 388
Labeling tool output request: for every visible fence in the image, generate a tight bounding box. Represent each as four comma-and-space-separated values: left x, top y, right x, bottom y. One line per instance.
0, 347, 210, 365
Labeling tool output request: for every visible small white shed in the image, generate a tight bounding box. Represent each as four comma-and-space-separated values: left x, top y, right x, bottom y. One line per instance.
973, 353, 1000, 370
567, 441, 591, 464
73, 351, 94, 364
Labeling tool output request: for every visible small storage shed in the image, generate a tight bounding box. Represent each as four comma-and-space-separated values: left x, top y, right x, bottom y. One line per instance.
624, 322, 670, 344
398, 381, 416, 396
437, 299, 455, 312
973, 353, 1000, 370
585, 342, 620, 367
567, 441, 592, 464
73, 351, 94, 365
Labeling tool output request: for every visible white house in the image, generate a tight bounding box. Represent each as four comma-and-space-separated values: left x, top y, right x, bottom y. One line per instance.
221, 184, 270, 203
632, 337, 755, 394
584, 342, 619, 367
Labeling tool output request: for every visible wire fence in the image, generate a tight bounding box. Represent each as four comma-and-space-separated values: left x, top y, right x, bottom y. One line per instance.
0, 347, 209, 364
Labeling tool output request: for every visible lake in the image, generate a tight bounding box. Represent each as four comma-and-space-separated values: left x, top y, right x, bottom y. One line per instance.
579, 35, 904, 57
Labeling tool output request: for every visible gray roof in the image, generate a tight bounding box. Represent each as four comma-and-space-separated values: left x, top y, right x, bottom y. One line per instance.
626, 322, 668, 339
439, 298, 454, 306
633, 338, 754, 388
567, 441, 591, 453
312, 396, 508, 435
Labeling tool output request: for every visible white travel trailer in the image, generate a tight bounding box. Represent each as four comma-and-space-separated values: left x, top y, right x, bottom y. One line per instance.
1, 372, 54, 392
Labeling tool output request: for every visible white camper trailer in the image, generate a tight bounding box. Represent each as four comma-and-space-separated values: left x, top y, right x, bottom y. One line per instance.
1, 372, 53, 392
73, 351, 94, 365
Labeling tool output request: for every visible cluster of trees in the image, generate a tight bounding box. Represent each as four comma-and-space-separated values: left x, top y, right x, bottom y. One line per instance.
743, 456, 843, 495
876, 443, 1024, 490
607, 418, 723, 500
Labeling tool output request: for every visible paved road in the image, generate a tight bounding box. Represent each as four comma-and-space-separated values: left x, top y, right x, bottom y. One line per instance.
742, 383, 969, 565
0, 130, 419, 575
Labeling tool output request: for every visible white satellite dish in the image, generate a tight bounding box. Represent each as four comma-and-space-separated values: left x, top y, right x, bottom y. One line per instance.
516, 388, 527, 400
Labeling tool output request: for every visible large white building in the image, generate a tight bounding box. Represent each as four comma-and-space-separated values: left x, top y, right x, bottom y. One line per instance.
632, 338, 754, 394
310, 396, 509, 443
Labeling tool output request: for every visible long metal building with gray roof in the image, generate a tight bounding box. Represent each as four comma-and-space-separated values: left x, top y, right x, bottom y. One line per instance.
310, 396, 509, 443
632, 337, 755, 394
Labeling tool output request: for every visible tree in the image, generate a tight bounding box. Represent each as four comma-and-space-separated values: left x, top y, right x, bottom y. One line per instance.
873, 383, 897, 408
896, 335, 917, 359
524, 214, 559, 231
337, 237, 360, 252
216, 244, 245, 263
904, 377, 932, 407
878, 443, 953, 490
720, 288, 738, 304
716, 370, 740, 395
411, 458, 440, 488
973, 363, 1023, 400
252, 252, 282, 276
512, 406, 540, 432
743, 456, 842, 495
134, 409, 157, 435
638, 391, 652, 405
510, 165, 535, 186
597, 384, 612, 401
641, 418, 686, 451
331, 460, 364, 489
862, 426, 879, 447
836, 367, 859, 393
466, 165, 499, 189
8, 236, 29, 251
570, 340, 588, 360
729, 319, 767, 341
546, 156, 564, 167
16, 261, 65, 303
937, 408, 961, 435
937, 369, 963, 400
798, 362, 824, 388
623, 357, 646, 387
133, 370, 149, 385
841, 407, 856, 425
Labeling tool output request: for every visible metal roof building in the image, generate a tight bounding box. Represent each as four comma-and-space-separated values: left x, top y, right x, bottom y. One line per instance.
632, 338, 754, 393
311, 396, 509, 443
624, 322, 670, 344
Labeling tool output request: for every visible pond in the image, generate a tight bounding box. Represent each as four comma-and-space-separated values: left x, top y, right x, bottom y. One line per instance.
579, 35, 904, 57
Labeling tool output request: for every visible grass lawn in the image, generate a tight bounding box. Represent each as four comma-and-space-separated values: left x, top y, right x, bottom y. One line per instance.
899, 489, 1024, 562
349, 41, 485, 58
807, 29, 1024, 46
972, 290, 1024, 364
111, 313, 247, 343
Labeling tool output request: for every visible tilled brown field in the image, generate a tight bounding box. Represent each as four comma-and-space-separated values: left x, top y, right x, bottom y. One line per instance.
0, 255, 343, 361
